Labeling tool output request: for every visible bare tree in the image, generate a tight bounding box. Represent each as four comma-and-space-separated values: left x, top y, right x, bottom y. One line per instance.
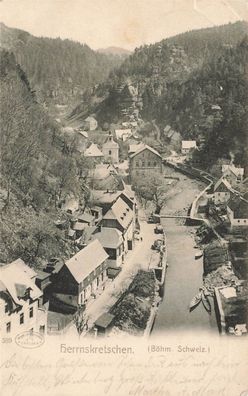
73, 305, 89, 337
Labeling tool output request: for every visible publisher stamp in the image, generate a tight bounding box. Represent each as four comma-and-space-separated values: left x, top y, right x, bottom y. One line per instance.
15, 331, 44, 349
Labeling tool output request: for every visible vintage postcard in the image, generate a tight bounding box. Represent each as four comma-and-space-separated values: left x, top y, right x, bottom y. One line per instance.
0, 1, 248, 395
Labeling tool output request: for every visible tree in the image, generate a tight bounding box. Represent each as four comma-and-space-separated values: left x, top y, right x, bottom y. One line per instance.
73, 305, 89, 337
133, 171, 169, 213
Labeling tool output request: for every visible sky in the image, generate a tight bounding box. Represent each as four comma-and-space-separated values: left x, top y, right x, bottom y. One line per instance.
0, 0, 247, 50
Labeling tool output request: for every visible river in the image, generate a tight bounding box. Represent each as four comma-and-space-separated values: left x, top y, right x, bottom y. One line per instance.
152, 171, 218, 335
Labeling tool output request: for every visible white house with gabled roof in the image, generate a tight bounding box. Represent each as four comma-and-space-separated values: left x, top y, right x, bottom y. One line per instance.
181, 140, 197, 154
0, 259, 47, 336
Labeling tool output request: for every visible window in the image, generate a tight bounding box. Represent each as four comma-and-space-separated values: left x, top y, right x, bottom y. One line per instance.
142, 161, 145, 166
136, 161, 139, 167
20, 313, 24, 325
244, 220, 247, 223
5, 304, 9, 314
154, 162, 157, 166
6, 322, 11, 333
109, 150, 112, 155
148, 161, 151, 166
237, 220, 240, 223
29, 307, 33, 318
39, 325, 45, 334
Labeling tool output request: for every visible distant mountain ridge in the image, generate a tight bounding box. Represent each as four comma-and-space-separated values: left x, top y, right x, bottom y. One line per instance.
97, 46, 132, 56
0, 23, 125, 104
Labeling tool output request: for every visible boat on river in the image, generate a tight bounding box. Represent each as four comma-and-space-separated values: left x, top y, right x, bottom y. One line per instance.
189, 288, 211, 313
189, 291, 202, 311
195, 250, 203, 259
201, 289, 211, 313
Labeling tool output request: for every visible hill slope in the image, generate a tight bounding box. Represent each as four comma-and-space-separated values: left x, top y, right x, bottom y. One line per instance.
70, 21, 248, 167
0, 23, 124, 104
0, 50, 89, 266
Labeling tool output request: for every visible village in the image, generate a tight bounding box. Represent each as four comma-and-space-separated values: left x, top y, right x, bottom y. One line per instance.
1, 108, 248, 339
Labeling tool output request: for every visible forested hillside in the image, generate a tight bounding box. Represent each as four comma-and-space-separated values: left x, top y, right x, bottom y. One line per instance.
0, 23, 124, 104
70, 21, 248, 168
0, 50, 90, 265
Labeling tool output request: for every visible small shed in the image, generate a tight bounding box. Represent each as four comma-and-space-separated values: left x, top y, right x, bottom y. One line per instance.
94, 313, 115, 336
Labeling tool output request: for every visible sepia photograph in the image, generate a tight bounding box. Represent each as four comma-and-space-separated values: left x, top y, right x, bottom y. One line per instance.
0, 1, 248, 395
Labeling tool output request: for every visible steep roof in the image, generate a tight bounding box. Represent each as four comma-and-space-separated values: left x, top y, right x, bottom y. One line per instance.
65, 240, 108, 284
128, 143, 145, 154
85, 116, 97, 122
79, 131, 88, 139
182, 140, 197, 149
214, 177, 232, 193
103, 196, 133, 230
129, 144, 161, 159
84, 143, 103, 157
228, 195, 248, 219
0, 259, 42, 307
91, 227, 123, 249
77, 213, 95, 223
222, 164, 244, 178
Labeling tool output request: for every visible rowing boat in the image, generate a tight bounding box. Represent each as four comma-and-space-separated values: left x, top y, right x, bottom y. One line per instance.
189, 291, 202, 312
195, 250, 203, 259
201, 292, 211, 313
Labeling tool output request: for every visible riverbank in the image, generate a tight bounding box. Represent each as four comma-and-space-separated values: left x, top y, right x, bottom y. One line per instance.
151, 171, 218, 335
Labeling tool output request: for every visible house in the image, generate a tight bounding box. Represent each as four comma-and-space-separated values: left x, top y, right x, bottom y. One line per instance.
77, 130, 89, 153
76, 225, 97, 249
84, 116, 98, 131
214, 281, 248, 336
0, 259, 47, 336
227, 194, 248, 228
51, 240, 109, 309
102, 132, 119, 163
129, 145, 162, 179
84, 143, 103, 160
115, 128, 132, 141
128, 143, 145, 156
77, 212, 95, 226
94, 312, 115, 336
90, 206, 103, 223
213, 177, 232, 204
72, 222, 88, 238
90, 190, 123, 215
181, 140, 197, 154
101, 196, 135, 252
222, 164, 244, 184
88, 163, 123, 191
91, 227, 124, 268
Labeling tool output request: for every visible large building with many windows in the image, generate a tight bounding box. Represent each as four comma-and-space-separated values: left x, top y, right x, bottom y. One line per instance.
129, 145, 162, 179
0, 259, 47, 336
